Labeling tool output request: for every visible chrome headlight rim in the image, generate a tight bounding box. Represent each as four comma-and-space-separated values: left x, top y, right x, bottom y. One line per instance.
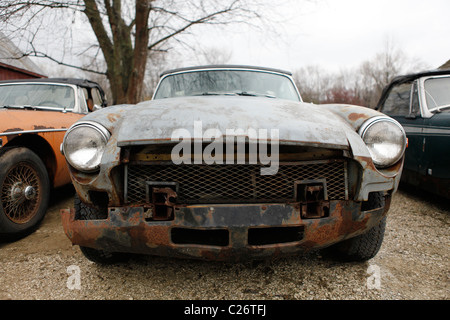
63, 121, 111, 173
359, 116, 407, 168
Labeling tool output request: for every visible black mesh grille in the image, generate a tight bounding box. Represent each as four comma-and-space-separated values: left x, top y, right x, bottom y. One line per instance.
125, 161, 347, 204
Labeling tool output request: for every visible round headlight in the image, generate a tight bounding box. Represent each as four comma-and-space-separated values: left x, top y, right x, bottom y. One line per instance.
63, 121, 110, 172
359, 116, 406, 168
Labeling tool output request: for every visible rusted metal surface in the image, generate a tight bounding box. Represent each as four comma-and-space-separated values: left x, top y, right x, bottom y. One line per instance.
321, 104, 381, 130
61, 199, 387, 261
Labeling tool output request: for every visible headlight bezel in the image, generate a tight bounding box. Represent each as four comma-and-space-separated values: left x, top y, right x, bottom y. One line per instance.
62, 121, 111, 173
358, 116, 407, 168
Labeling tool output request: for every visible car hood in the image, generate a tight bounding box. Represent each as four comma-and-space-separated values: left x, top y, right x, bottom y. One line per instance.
88, 96, 361, 149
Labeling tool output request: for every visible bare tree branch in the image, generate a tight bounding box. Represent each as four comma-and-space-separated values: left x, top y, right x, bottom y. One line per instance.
0, 0, 272, 104
21, 49, 107, 75
148, 7, 236, 50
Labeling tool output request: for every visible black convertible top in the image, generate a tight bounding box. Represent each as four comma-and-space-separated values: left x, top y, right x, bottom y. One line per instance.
376, 69, 450, 110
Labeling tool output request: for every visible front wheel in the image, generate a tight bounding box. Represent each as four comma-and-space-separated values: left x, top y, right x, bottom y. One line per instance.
0, 147, 50, 239
325, 192, 387, 262
75, 194, 128, 264
79, 246, 127, 264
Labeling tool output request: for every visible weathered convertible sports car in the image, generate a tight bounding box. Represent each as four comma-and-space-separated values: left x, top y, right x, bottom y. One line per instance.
377, 69, 450, 199
61, 65, 407, 263
0, 78, 107, 238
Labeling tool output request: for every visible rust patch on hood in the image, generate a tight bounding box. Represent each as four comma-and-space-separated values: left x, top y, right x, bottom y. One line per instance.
348, 113, 368, 121
107, 113, 121, 123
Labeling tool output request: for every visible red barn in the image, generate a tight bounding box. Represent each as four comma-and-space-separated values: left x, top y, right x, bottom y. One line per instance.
0, 32, 46, 80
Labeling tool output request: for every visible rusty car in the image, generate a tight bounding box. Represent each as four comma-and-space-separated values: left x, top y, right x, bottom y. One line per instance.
60, 65, 407, 263
0, 78, 107, 239
376, 69, 450, 199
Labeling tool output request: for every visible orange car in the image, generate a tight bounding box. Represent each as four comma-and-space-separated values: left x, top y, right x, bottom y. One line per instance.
0, 78, 107, 238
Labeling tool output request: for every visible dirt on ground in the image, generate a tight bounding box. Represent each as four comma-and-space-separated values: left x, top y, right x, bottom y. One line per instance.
0, 184, 448, 300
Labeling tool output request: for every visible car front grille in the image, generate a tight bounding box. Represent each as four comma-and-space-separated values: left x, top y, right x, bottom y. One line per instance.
124, 160, 348, 204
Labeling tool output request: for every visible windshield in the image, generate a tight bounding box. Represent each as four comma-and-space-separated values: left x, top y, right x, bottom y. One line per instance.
424, 76, 450, 112
153, 70, 301, 102
0, 83, 76, 110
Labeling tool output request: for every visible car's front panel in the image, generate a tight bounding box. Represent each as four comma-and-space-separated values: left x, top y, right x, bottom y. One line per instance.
61, 138, 395, 261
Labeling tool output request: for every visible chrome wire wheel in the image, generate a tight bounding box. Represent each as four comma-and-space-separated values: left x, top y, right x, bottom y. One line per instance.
1, 162, 42, 224
0, 147, 49, 238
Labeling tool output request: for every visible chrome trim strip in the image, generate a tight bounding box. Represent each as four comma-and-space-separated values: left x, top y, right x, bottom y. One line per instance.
0, 128, 67, 136
402, 125, 450, 136
422, 127, 450, 136
64, 121, 111, 141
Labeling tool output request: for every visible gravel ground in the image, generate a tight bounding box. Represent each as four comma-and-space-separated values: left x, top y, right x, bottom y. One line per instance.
0, 184, 448, 300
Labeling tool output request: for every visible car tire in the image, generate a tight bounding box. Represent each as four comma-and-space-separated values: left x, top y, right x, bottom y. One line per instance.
75, 194, 128, 264
326, 192, 386, 262
0, 147, 50, 239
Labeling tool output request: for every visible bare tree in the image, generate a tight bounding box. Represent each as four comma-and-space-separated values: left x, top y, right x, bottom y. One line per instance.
294, 38, 429, 108
293, 65, 332, 103
0, 0, 268, 104
143, 48, 170, 100
358, 38, 429, 107
195, 47, 233, 65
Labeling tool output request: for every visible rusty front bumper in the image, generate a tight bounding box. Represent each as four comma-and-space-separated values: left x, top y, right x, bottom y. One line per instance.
61, 201, 387, 261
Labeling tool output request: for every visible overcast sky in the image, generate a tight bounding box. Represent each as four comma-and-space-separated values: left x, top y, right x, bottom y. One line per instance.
184, 0, 449, 73
28, 0, 449, 78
